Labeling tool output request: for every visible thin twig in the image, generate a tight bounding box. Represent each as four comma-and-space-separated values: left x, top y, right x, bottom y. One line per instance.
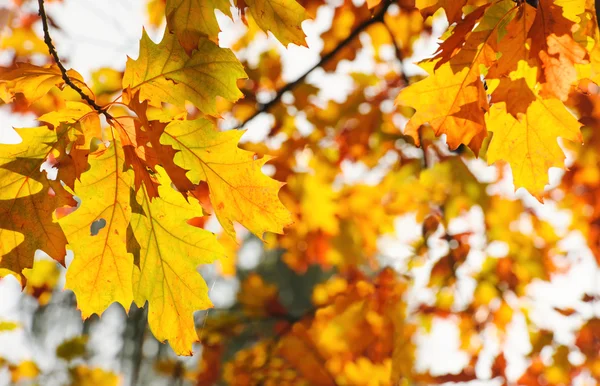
37, 0, 107, 115
381, 19, 410, 86
235, 0, 394, 129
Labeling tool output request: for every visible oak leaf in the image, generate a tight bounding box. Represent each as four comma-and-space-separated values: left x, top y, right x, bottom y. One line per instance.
58, 143, 134, 318
130, 169, 227, 355
486, 3, 536, 78
242, 0, 310, 47
396, 62, 488, 151
122, 30, 246, 116
0, 127, 73, 280
0, 63, 85, 105
38, 102, 102, 189
528, 0, 588, 100
165, 0, 232, 53
37, 101, 101, 141
415, 0, 467, 23
485, 99, 582, 197
161, 119, 292, 238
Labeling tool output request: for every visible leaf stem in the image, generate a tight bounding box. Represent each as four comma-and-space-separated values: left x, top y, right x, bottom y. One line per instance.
235, 0, 394, 129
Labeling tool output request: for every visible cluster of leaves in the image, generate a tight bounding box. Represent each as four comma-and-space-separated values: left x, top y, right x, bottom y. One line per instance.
1, 0, 600, 385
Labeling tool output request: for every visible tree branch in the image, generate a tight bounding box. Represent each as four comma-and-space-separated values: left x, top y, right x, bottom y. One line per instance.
235, 0, 393, 129
37, 0, 107, 115
381, 18, 410, 86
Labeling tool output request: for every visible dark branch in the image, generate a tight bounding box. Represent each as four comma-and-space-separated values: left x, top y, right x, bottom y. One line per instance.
381, 19, 410, 86
37, 0, 107, 115
235, 0, 393, 129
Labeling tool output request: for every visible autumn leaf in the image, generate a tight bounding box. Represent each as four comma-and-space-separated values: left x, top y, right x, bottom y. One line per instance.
396, 62, 488, 151
3, 0, 600, 379
486, 2, 536, 78
485, 99, 582, 197
528, 0, 588, 100
243, 0, 311, 47
122, 29, 246, 116
0, 63, 86, 105
0, 127, 73, 280
398, 1, 521, 152
23, 260, 61, 305
58, 142, 134, 318
69, 366, 119, 386
165, 0, 232, 53
415, 0, 467, 23
37, 101, 101, 140
9, 360, 39, 383
130, 168, 227, 355
161, 118, 292, 238
38, 102, 102, 189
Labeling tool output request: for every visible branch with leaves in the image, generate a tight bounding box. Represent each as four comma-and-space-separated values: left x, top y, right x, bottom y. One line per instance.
1, 0, 600, 385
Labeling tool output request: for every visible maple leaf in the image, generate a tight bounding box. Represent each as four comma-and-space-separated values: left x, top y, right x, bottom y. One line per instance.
165, 0, 232, 53
161, 118, 292, 238
129, 168, 226, 355
122, 30, 246, 116
0, 127, 74, 280
58, 143, 134, 318
0, 63, 86, 105
241, 0, 311, 47
485, 99, 582, 197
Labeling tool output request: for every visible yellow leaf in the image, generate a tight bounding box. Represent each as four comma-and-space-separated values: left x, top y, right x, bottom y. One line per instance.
0, 126, 57, 199
0, 320, 19, 332
0, 127, 71, 278
166, 0, 232, 53
554, 0, 584, 22
23, 260, 61, 305
396, 62, 487, 150
38, 101, 102, 142
416, 0, 467, 23
122, 30, 246, 116
59, 143, 134, 318
244, 0, 310, 47
161, 119, 292, 238
288, 171, 338, 235
485, 99, 582, 197
9, 360, 39, 383
0, 26, 47, 57
0, 63, 85, 105
69, 366, 119, 386
130, 168, 226, 355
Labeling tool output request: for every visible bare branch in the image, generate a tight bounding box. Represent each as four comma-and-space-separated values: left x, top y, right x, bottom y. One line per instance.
235, 0, 393, 129
381, 18, 410, 86
37, 0, 108, 116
